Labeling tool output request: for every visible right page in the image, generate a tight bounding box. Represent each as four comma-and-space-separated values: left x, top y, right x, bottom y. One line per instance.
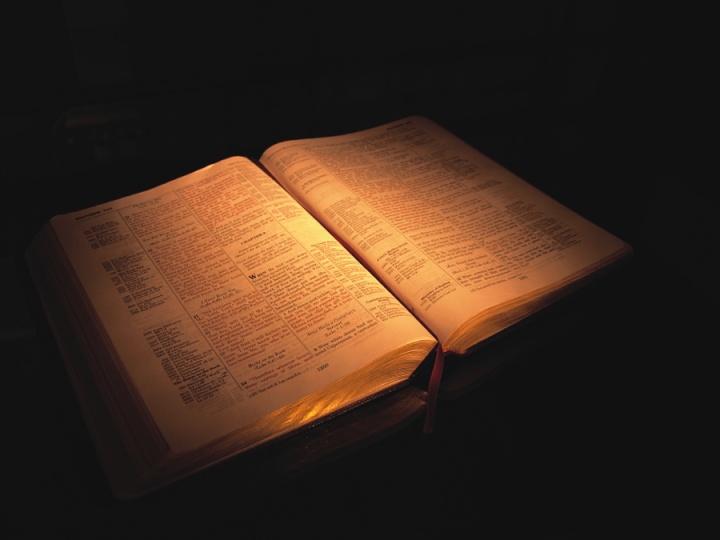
260, 116, 632, 354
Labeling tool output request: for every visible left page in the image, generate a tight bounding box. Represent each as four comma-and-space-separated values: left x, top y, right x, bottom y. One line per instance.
43, 157, 436, 456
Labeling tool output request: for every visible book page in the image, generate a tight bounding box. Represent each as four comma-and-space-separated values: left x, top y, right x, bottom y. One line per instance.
260, 116, 631, 352
49, 157, 435, 453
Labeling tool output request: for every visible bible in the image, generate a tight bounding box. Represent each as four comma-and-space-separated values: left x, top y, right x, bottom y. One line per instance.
26, 115, 632, 499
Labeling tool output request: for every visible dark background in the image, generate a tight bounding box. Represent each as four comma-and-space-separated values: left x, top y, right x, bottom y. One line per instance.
1, 1, 712, 538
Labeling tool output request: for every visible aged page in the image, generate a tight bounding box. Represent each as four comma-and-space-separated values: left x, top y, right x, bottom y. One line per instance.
48, 157, 435, 453
260, 116, 631, 352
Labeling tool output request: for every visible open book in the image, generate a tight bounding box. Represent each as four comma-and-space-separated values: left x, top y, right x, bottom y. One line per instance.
26, 115, 632, 499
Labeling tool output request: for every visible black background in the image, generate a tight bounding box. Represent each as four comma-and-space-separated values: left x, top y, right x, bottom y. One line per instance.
1, 1, 712, 538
